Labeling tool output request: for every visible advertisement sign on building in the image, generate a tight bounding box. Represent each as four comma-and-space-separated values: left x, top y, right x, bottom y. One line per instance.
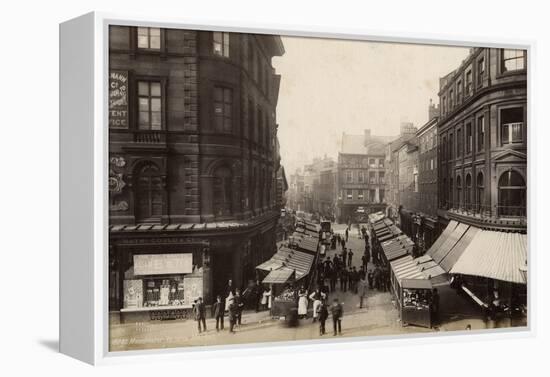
109, 70, 129, 128
133, 253, 193, 276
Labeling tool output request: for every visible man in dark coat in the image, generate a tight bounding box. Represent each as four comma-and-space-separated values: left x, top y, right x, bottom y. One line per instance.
234, 288, 245, 326
340, 268, 348, 292
341, 248, 348, 268
345, 227, 349, 242
193, 297, 207, 333
347, 249, 354, 268
212, 295, 225, 331
318, 301, 329, 335
362, 251, 370, 271
330, 298, 343, 336
329, 265, 338, 293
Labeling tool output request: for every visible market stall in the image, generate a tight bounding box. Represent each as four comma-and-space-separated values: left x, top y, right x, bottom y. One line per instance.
390, 256, 433, 328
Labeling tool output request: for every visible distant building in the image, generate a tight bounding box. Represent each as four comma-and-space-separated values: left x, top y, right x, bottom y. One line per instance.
336, 130, 395, 223
416, 114, 439, 249
385, 123, 418, 224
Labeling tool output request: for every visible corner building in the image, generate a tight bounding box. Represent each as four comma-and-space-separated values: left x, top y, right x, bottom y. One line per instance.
108, 25, 285, 313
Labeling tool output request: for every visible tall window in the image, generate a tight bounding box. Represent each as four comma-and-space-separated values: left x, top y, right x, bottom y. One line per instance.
466, 123, 472, 154
135, 163, 162, 222
498, 170, 526, 216
379, 171, 385, 184
137, 27, 161, 50
379, 189, 385, 203
476, 172, 484, 211
358, 170, 364, 183
214, 87, 233, 133
248, 99, 255, 142
457, 80, 463, 103
369, 158, 376, 168
257, 108, 264, 145
213, 167, 233, 217
449, 133, 454, 159
502, 49, 525, 72
346, 171, 353, 183
466, 70, 472, 94
477, 116, 485, 151
442, 96, 446, 115
213, 32, 230, 57
449, 89, 454, 108
441, 136, 446, 161
501, 107, 524, 144
456, 175, 462, 206
346, 189, 353, 200
138, 81, 162, 130
477, 57, 485, 85
465, 174, 472, 208
369, 171, 376, 184
457, 128, 462, 157
369, 189, 376, 202
449, 178, 453, 207
357, 190, 364, 200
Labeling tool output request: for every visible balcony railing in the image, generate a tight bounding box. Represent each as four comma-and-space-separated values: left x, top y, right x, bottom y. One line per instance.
443, 201, 526, 219
134, 130, 166, 144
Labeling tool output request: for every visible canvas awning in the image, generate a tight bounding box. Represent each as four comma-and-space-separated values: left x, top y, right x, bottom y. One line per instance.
262, 268, 295, 284
430, 222, 470, 264
390, 255, 426, 282
439, 226, 480, 272
450, 230, 527, 284
425, 220, 458, 257
297, 237, 319, 254
257, 247, 315, 282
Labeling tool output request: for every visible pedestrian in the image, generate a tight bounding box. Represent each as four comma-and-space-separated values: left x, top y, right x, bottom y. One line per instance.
345, 227, 349, 242
225, 279, 235, 311
261, 287, 270, 311
341, 238, 346, 251
329, 266, 337, 292
340, 268, 348, 292
330, 298, 344, 336
234, 288, 244, 326
359, 274, 368, 309
348, 249, 354, 267
309, 288, 326, 322
298, 286, 308, 319
318, 300, 329, 335
212, 295, 225, 331
352, 267, 359, 293
359, 265, 366, 280
193, 297, 206, 333
367, 270, 374, 289
374, 265, 382, 291
361, 251, 369, 271
342, 248, 348, 267
228, 297, 238, 333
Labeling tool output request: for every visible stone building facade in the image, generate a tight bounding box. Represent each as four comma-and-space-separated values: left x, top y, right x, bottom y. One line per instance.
108, 25, 285, 310
437, 47, 527, 232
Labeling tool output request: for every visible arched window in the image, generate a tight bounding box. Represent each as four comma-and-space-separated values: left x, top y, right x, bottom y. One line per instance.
456, 175, 462, 207
498, 170, 526, 216
465, 174, 472, 208
135, 163, 162, 223
213, 166, 233, 217
476, 172, 485, 211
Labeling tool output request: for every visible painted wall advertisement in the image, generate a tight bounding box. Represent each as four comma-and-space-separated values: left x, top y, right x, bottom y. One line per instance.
109, 70, 129, 128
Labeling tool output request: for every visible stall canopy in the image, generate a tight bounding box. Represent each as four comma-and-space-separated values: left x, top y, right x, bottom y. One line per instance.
430, 222, 469, 264
297, 237, 319, 254
262, 268, 295, 284
381, 235, 414, 262
256, 247, 315, 282
368, 211, 386, 224
439, 226, 480, 272
391, 255, 426, 282
450, 230, 527, 284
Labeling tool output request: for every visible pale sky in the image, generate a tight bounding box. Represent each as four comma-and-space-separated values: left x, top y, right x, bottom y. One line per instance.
272, 36, 470, 174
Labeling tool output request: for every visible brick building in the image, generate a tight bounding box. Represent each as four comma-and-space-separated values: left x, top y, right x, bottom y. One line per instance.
336, 130, 394, 223
108, 25, 285, 311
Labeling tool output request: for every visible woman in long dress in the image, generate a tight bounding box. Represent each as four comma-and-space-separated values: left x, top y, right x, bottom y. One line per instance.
297, 286, 308, 319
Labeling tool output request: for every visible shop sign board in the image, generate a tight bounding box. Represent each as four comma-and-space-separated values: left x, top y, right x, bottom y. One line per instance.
123, 279, 143, 309
134, 253, 193, 276
183, 275, 203, 305
109, 70, 129, 128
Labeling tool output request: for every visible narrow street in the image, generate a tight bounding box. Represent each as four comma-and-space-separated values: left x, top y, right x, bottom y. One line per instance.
109, 222, 512, 352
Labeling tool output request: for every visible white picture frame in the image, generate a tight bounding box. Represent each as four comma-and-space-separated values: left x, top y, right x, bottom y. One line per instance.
59, 11, 535, 365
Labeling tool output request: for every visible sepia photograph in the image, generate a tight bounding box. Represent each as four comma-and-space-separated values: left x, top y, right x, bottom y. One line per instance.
107, 25, 527, 352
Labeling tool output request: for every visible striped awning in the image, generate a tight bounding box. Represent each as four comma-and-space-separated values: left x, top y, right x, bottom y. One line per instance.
426, 220, 458, 258
390, 255, 426, 282
450, 230, 527, 284
257, 247, 315, 282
